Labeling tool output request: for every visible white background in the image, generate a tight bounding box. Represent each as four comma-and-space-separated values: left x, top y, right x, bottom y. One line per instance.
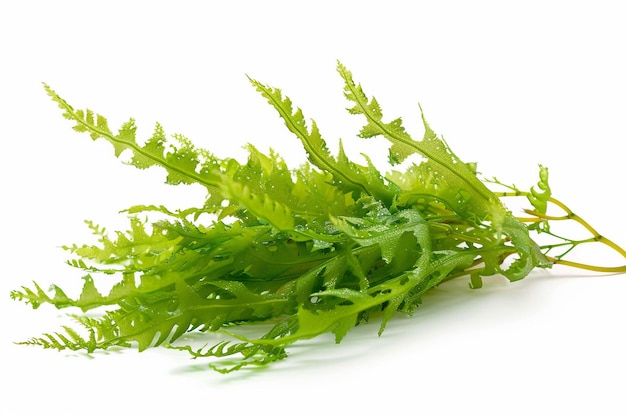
2, 1, 626, 416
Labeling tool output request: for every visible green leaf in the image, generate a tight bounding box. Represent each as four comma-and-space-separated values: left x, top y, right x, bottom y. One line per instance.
249, 77, 397, 207
17, 65, 608, 374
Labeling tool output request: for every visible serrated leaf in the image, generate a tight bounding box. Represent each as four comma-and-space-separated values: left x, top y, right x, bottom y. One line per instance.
19, 66, 588, 374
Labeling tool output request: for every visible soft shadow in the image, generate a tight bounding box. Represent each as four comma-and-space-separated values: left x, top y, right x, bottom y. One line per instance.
166, 271, 554, 381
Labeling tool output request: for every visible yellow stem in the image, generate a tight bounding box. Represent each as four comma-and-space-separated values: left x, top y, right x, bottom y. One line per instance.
497, 192, 626, 273
546, 257, 626, 274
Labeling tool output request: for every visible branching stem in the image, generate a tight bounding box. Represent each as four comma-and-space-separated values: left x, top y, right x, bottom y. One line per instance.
496, 192, 626, 274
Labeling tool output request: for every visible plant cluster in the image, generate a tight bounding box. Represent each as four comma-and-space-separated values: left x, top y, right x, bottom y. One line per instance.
11, 63, 625, 373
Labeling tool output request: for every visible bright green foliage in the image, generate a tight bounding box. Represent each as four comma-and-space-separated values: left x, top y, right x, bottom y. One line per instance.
14, 62, 611, 373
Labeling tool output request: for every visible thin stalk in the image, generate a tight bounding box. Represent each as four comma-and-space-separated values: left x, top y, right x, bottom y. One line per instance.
496, 192, 626, 273
546, 257, 626, 274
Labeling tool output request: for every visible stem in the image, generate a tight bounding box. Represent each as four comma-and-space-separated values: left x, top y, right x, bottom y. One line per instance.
496, 192, 626, 274
546, 257, 626, 274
